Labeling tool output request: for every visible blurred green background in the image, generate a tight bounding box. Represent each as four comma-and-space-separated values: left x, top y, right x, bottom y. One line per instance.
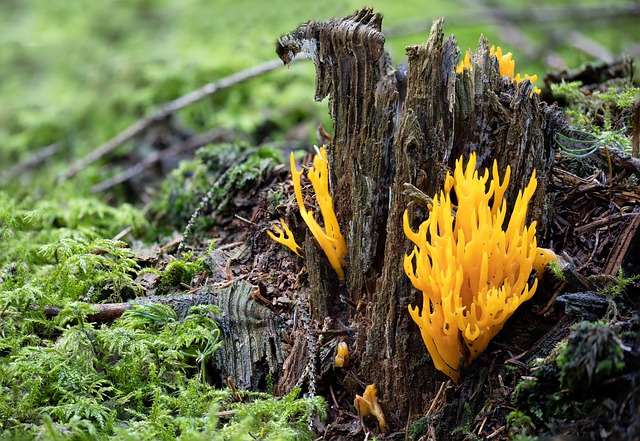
1, 0, 638, 197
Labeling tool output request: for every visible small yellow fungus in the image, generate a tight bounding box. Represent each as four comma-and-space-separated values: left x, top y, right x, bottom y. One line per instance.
533, 248, 558, 275
334, 341, 349, 368
267, 219, 303, 257
404, 153, 556, 382
457, 45, 541, 95
354, 384, 387, 433
290, 146, 347, 279
267, 146, 347, 279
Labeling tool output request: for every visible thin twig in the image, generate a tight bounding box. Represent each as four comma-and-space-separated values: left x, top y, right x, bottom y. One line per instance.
574, 211, 640, 234
560, 30, 613, 63
384, 3, 640, 37
632, 99, 640, 158
112, 226, 133, 242
57, 57, 301, 183
596, 144, 640, 176
90, 127, 237, 193
455, 0, 538, 58
177, 149, 254, 253
1, 142, 63, 180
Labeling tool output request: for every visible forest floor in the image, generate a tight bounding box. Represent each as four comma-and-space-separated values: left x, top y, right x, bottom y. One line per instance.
2, 4, 640, 440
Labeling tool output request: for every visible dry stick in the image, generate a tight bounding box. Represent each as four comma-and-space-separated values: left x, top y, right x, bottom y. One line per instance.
42, 303, 133, 322
2, 142, 63, 180
456, 0, 538, 59
633, 99, 640, 159
384, 3, 640, 37
91, 127, 236, 193
418, 1, 631, 69
57, 57, 300, 183
558, 30, 613, 63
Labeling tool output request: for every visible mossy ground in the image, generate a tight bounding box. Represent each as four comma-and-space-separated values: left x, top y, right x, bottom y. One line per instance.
1, 1, 640, 440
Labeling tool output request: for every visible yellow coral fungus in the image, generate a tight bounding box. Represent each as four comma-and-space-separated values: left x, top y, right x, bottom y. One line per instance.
290, 146, 347, 279
457, 45, 541, 95
267, 146, 347, 279
404, 153, 555, 382
267, 219, 303, 257
334, 341, 349, 368
354, 384, 387, 433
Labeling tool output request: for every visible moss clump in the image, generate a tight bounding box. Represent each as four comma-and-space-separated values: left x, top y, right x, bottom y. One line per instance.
1, 296, 326, 440
551, 79, 639, 131
151, 142, 282, 236
513, 320, 638, 439
154, 251, 206, 293
0, 182, 326, 440
506, 411, 535, 440
407, 416, 431, 440
557, 321, 626, 392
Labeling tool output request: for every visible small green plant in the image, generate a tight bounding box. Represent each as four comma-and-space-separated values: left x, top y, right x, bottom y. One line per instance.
551, 80, 639, 131
555, 126, 630, 158
151, 142, 283, 237
512, 362, 569, 424
557, 321, 626, 392
407, 416, 431, 440
598, 268, 640, 299
156, 251, 206, 292
450, 403, 482, 441
545, 259, 566, 283
506, 411, 535, 439
552, 80, 638, 169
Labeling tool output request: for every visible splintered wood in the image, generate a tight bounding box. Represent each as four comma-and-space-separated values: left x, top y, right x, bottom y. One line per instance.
551, 166, 640, 276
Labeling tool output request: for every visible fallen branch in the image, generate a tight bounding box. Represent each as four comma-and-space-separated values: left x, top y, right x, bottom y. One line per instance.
90, 127, 238, 193
42, 303, 132, 323
1, 142, 63, 180
57, 57, 301, 183
384, 3, 640, 37
596, 145, 640, 176
39, 290, 220, 323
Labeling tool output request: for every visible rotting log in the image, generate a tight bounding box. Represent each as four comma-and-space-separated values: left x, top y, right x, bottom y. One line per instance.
206, 280, 285, 391
277, 7, 564, 433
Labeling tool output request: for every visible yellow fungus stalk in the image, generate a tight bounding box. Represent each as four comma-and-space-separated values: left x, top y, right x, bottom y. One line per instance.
354, 384, 387, 433
457, 45, 541, 95
268, 146, 347, 279
267, 219, 303, 257
334, 341, 349, 368
290, 146, 347, 279
404, 153, 555, 382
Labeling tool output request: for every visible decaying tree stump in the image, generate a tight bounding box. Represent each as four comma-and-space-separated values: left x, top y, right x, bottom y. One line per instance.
276, 7, 565, 433
277, 8, 399, 306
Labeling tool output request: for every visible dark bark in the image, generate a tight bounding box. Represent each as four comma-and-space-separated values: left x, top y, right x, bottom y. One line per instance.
277, 8, 564, 432
277, 8, 399, 302
41, 303, 133, 322
208, 280, 285, 391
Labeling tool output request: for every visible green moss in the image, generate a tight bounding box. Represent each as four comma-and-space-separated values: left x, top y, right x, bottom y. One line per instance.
0, 181, 326, 439
506, 411, 535, 439
450, 403, 482, 441
552, 79, 638, 159
598, 268, 640, 300
1, 293, 325, 440
151, 142, 282, 235
38, 238, 143, 303
407, 416, 431, 440
512, 363, 569, 424
557, 321, 626, 392
155, 251, 205, 292
512, 320, 637, 438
